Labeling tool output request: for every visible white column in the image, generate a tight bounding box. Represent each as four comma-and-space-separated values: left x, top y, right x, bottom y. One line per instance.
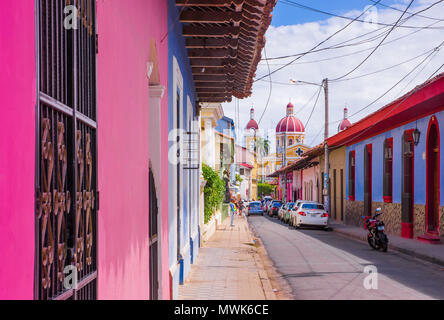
148, 84, 165, 300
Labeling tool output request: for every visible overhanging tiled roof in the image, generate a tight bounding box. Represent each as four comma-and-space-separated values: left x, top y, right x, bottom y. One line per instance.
177, 0, 277, 103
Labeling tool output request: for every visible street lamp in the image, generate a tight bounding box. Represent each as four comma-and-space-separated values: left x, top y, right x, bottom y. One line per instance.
413, 127, 421, 146
289, 79, 323, 87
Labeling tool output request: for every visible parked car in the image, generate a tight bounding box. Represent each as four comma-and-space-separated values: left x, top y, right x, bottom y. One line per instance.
284, 202, 296, 223
278, 202, 294, 221
247, 201, 263, 216
289, 200, 317, 226
292, 202, 329, 230
269, 200, 282, 217
264, 200, 273, 213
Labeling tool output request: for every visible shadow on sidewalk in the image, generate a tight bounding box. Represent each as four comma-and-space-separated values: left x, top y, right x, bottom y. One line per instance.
251, 215, 444, 300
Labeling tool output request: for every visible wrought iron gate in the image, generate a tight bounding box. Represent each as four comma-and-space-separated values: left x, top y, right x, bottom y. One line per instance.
36, 0, 98, 300
149, 170, 159, 300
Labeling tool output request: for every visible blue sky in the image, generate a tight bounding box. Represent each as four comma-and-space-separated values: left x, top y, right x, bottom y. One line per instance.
223, 0, 444, 147
271, 0, 400, 26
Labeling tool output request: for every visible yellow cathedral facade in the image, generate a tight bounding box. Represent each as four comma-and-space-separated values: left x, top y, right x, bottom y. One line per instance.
245, 102, 310, 186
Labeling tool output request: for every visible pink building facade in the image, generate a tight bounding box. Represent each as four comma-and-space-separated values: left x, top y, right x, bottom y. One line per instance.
0, 0, 170, 300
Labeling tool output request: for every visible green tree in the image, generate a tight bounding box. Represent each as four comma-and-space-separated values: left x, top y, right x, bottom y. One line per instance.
202, 163, 226, 224
258, 182, 275, 198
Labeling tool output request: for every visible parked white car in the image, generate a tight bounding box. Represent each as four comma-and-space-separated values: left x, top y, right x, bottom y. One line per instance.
289, 200, 317, 226
292, 202, 329, 230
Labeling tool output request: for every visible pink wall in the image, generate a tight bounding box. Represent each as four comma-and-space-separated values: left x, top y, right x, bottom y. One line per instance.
0, 1, 36, 299
96, 0, 169, 299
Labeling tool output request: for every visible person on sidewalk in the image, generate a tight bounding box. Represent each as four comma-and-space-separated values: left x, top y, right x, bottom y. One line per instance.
229, 199, 236, 227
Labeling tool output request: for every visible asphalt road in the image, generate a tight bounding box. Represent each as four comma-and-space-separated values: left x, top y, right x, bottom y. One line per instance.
248, 214, 444, 300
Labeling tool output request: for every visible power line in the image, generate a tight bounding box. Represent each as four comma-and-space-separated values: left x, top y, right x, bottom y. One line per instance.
348, 40, 444, 118
368, 0, 444, 21
257, 48, 435, 87
254, 1, 382, 83
331, 0, 416, 81
309, 125, 325, 146
328, 65, 444, 147
332, 48, 436, 82
261, 18, 442, 63
394, 48, 442, 97
258, 47, 273, 126
304, 85, 323, 129
429, 62, 444, 79
279, 0, 444, 29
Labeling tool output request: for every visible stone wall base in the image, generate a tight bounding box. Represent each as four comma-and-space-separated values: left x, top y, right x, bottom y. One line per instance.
345, 200, 444, 238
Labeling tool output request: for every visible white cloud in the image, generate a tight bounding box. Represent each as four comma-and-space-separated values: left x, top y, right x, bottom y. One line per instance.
222, 1, 444, 150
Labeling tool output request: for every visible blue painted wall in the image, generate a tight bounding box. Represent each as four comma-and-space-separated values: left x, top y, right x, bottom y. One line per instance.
168, 0, 199, 298
346, 111, 444, 206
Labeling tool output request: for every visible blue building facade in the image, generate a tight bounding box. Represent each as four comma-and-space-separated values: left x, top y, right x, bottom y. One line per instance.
341, 74, 444, 243
167, 0, 200, 299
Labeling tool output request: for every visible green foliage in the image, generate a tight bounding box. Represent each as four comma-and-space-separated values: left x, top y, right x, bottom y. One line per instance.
258, 182, 275, 198
202, 163, 226, 224
235, 174, 243, 183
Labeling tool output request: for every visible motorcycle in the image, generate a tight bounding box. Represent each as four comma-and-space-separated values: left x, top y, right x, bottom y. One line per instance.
362, 208, 388, 252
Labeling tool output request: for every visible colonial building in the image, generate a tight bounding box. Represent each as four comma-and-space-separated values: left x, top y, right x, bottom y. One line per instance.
248, 102, 310, 199
0, 0, 171, 300
328, 73, 444, 243
0, 0, 277, 300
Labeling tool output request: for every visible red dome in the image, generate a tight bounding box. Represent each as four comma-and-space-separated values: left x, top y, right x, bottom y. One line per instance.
276, 116, 305, 133
246, 119, 259, 130
338, 119, 352, 131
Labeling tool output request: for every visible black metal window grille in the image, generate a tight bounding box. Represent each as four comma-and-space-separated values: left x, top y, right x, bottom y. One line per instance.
183, 131, 200, 170
36, 0, 97, 300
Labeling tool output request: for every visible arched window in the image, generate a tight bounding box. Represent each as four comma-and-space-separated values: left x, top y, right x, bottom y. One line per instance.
288, 139, 293, 146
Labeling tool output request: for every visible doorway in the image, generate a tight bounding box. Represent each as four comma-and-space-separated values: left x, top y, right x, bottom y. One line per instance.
402, 130, 414, 238
364, 145, 373, 217
426, 117, 440, 234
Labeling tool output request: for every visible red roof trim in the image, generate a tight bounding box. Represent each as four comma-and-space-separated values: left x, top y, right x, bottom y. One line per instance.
327, 73, 444, 147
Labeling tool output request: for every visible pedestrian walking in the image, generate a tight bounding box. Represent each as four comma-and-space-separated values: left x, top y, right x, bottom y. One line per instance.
229, 199, 236, 227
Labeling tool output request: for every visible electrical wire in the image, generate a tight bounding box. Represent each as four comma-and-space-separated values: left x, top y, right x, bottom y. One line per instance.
279, 0, 444, 29
258, 47, 273, 126
309, 125, 325, 146
161, 0, 189, 43
327, 65, 444, 147
257, 47, 436, 87
428, 62, 444, 79
368, 0, 444, 21
394, 48, 442, 97
348, 40, 444, 118
304, 85, 323, 129
332, 48, 436, 82
331, 0, 416, 81
261, 18, 442, 63
254, 1, 382, 83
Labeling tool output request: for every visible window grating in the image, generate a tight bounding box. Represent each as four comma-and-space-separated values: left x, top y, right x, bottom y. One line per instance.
37, 0, 97, 300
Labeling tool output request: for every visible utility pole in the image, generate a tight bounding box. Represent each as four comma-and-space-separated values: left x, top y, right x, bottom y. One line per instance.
323, 78, 330, 213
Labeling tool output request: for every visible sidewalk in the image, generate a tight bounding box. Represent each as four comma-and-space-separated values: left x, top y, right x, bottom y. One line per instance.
330, 221, 444, 267
178, 215, 277, 300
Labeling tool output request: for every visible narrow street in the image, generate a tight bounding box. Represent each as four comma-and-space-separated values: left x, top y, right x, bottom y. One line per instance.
249, 215, 444, 300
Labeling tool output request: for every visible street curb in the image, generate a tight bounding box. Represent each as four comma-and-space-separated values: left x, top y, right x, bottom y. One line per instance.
243, 217, 277, 300
332, 227, 444, 268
